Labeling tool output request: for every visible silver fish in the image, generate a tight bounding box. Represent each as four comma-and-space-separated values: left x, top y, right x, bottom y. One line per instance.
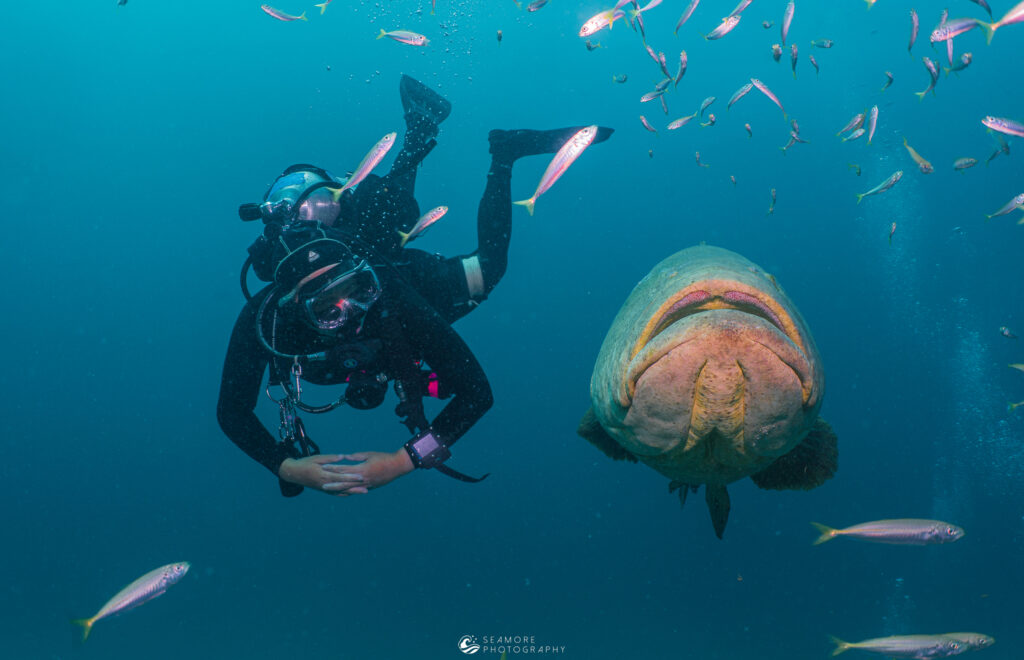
812, 518, 962, 545
72, 562, 190, 641
398, 205, 449, 246
705, 15, 741, 40
514, 125, 598, 216
667, 112, 698, 130
982, 115, 1024, 138
675, 0, 701, 34
830, 633, 994, 658
781, 0, 795, 46
728, 83, 753, 109
261, 4, 307, 21
331, 132, 398, 200
855, 171, 903, 203
986, 193, 1024, 219
699, 96, 716, 117
750, 78, 786, 117
909, 9, 919, 53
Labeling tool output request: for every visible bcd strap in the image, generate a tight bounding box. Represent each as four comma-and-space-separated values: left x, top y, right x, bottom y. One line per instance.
378, 306, 430, 433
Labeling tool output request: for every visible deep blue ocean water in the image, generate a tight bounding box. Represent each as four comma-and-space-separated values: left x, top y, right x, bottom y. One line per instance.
2, 1, 1022, 658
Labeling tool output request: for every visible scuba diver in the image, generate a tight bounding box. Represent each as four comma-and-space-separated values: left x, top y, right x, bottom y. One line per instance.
217, 75, 613, 498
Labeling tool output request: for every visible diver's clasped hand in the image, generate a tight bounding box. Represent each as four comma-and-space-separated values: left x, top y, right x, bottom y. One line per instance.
278, 454, 369, 497
322, 450, 415, 492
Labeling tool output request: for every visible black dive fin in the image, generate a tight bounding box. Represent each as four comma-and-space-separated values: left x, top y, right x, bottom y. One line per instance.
576, 407, 638, 463
399, 74, 451, 125
488, 126, 615, 162
705, 484, 731, 540
750, 418, 838, 491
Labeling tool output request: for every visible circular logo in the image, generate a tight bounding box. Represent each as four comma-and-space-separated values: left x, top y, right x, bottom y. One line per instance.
458, 635, 480, 654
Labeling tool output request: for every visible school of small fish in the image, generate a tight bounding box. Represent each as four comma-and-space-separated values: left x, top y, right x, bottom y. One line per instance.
98, 1, 1021, 654
243, 1, 1024, 227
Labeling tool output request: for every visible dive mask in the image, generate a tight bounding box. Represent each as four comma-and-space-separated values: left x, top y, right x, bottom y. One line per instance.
239, 164, 350, 226
282, 258, 382, 332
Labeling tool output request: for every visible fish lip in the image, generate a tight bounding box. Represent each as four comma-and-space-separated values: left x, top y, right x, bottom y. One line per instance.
628, 280, 817, 404
640, 282, 796, 353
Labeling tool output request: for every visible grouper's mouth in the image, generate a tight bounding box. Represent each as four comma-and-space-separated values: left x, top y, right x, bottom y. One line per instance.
627, 279, 816, 403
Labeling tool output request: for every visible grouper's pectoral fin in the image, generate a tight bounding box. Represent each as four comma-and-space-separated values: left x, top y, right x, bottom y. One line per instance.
705, 484, 730, 539
750, 418, 838, 491
577, 407, 638, 463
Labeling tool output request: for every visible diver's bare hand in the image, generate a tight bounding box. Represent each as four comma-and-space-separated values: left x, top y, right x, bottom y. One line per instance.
278, 455, 368, 496
322, 449, 414, 491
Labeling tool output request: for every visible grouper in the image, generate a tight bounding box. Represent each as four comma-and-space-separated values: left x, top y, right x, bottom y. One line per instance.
578, 245, 837, 538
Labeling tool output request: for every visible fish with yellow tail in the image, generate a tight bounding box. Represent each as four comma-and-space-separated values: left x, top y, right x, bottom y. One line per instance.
72, 562, 190, 642
398, 206, 448, 246
903, 137, 933, 174
811, 519, 963, 546
980, 1, 1024, 44
377, 29, 429, 46
329, 132, 397, 201
315, 0, 332, 13
829, 632, 994, 658
514, 126, 597, 216
856, 171, 903, 204
261, 4, 307, 21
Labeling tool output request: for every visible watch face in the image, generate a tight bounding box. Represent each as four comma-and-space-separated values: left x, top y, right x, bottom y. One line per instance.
413, 433, 440, 455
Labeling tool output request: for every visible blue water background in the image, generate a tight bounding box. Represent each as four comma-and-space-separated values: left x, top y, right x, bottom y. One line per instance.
2, 1, 1022, 658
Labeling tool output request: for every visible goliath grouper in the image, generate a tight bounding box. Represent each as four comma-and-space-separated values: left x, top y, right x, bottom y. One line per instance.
578, 245, 837, 538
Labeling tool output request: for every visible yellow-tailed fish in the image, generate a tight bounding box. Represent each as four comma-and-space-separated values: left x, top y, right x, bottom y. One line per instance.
514, 125, 598, 216
830, 633, 994, 657
781, 0, 795, 46
856, 171, 903, 204
675, 0, 701, 35
866, 105, 879, 144
705, 15, 741, 40
915, 57, 940, 99
837, 112, 865, 136
72, 562, 190, 642
982, 116, 1024, 139
668, 112, 698, 130
986, 193, 1024, 219
398, 205, 448, 246
812, 519, 963, 545
750, 78, 786, 118
377, 29, 429, 46
981, 1, 1024, 43
909, 9, 919, 53
903, 137, 933, 174
315, 0, 332, 14
331, 132, 398, 201
261, 4, 307, 21
579, 9, 622, 37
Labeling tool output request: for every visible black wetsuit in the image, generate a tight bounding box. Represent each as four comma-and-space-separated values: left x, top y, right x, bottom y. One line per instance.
337, 146, 513, 324
216, 266, 493, 492
219, 127, 513, 492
